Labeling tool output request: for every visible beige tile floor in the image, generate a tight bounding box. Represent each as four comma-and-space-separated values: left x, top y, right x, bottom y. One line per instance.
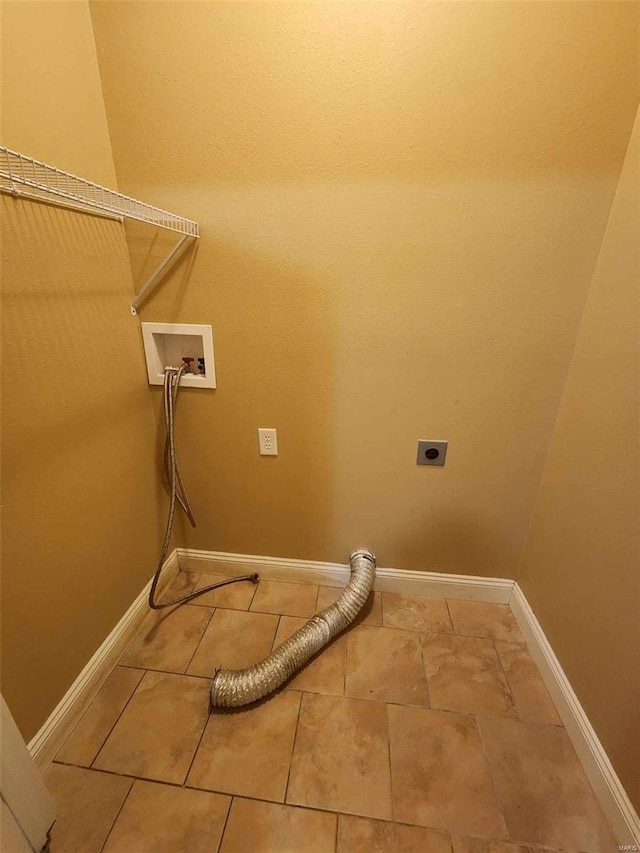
46, 571, 618, 853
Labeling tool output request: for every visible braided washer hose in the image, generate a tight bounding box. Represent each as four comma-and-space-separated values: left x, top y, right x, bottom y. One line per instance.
148, 364, 258, 610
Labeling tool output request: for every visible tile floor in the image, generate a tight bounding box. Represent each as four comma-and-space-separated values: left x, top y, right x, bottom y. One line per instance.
46, 571, 618, 852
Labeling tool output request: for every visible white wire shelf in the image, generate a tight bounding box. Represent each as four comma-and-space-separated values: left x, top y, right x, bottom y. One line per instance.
0, 146, 199, 237
1, 145, 200, 314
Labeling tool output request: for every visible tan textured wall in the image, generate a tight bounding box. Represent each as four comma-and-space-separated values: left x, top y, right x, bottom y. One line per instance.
1, 2, 163, 739
91, 1, 639, 576
1, 0, 117, 187
518, 110, 640, 810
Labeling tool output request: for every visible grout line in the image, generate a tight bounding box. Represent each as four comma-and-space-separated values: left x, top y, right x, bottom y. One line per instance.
272, 615, 283, 653
50, 666, 142, 766
492, 640, 563, 728
185, 601, 244, 611
52, 759, 181, 787
416, 631, 432, 709
284, 689, 435, 712
380, 589, 387, 627
268, 617, 279, 652
250, 603, 319, 619
87, 670, 147, 770
97, 776, 135, 853
385, 702, 395, 822
334, 810, 340, 851
119, 663, 212, 681
216, 796, 234, 853
51, 757, 467, 832
474, 713, 510, 841
283, 691, 305, 804
444, 598, 455, 631
342, 628, 348, 697
492, 637, 520, 720
247, 576, 260, 609
183, 606, 217, 674
183, 780, 409, 823
246, 604, 320, 621
181, 784, 329, 817
182, 710, 212, 789
51, 759, 222, 792
464, 708, 570, 732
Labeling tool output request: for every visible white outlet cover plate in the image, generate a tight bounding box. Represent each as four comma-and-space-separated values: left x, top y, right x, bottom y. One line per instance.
141, 322, 216, 388
258, 428, 278, 456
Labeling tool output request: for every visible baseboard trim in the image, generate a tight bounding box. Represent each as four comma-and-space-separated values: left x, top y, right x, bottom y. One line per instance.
510, 582, 639, 845
177, 548, 514, 604
27, 551, 179, 771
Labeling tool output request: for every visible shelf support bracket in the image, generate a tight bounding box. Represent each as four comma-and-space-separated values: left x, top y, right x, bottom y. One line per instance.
130, 234, 195, 316
1, 147, 200, 316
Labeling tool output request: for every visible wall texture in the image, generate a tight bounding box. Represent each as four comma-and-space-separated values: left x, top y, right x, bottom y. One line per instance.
1, 1, 163, 739
91, 1, 640, 576
1, 0, 117, 187
518, 109, 640, 810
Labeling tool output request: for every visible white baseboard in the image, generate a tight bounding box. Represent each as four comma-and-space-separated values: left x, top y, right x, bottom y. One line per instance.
510, 583, 639, 845
177, 548, 514, 604
27, 551, 179, 771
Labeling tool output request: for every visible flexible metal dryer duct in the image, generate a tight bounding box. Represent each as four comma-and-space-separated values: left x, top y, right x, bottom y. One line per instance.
210, 549, 376, 708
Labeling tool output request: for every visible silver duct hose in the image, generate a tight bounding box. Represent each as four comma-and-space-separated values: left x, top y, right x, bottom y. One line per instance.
210, 548, 376, 708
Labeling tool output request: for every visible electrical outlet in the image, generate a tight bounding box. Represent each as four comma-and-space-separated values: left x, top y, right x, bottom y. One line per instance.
416, 439, 448, 466
258, 428, 278, 456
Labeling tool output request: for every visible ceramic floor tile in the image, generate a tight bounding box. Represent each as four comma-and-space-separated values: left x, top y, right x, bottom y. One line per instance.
287, 692, 392, 820
452, 837, 540, 853
102, 780, 230, 853
388, 705, 505, 838
478, 716, 616, 852
45, 763, 132, 853
56, 666, 144, 766
337, 814, 452, 852
422, 632, 517, 718
250, 579, 319, 617
345, 625, 429, 706
219, 798, 337, 853
161, 570, 258, 610
382, 592, 453, 633
447, 600, 525, 643
187, 608, 278, 677
93, 671, 210, 784
274, 615, 346, 696
317, 586, 383, 626
187, 690, 301, 802
494, 641, 562, 726
120, 605, 213, 673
